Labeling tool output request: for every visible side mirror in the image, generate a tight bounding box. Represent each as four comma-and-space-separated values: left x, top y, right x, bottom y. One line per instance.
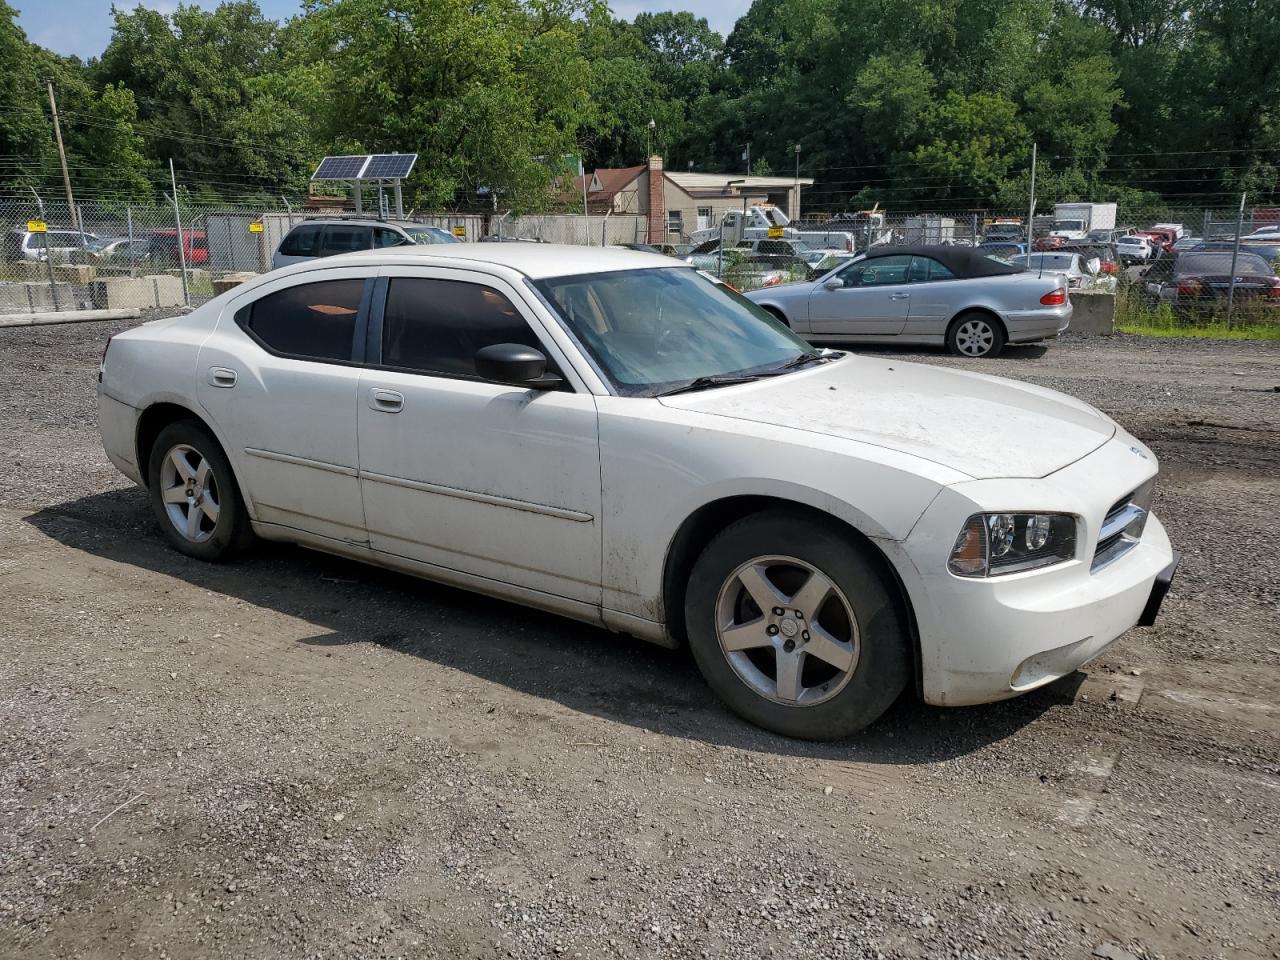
474, 343, 562, 390
823, 278, 843, 291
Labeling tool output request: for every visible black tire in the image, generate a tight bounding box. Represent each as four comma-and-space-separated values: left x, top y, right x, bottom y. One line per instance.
146, 419, 254, 562
946, 311, 1006, 358
684, 509, 909, 740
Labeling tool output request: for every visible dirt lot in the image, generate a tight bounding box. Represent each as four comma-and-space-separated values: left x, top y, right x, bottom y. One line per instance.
1, 320, 1277, 960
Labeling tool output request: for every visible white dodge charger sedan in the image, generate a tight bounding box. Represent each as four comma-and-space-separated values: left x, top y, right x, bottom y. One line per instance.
97, 244, 1178, 739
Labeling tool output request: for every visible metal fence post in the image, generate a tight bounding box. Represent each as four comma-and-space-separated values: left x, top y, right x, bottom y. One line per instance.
1225, 192, 1246, 330
127, 206, 135, 277
168, 159, 190, 306
42, 230, 60, 311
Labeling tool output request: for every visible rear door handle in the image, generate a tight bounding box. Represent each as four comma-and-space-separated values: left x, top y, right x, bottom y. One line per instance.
207, 366, 238, 388
368, 388, 404, 413
889, 293, 911, 300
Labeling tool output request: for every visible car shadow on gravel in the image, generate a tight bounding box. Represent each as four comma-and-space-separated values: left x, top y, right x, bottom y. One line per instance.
26, 489, 1080, 764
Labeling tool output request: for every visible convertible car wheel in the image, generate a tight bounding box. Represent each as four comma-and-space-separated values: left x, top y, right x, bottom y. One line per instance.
947, 312, 1006, 358
685, 509, 909, 740
147, 420, 254, 562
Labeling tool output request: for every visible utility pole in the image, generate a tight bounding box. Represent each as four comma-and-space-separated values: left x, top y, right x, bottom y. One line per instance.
1026, 142, 1037, 252
743, 142, 752, 176
46, 79, 79, 233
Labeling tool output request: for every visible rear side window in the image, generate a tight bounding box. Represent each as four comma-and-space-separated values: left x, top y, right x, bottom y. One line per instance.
279, 225, 321, 257
381, 278, 544, 378
241, 279, 365, 362
319, 225, 371, 256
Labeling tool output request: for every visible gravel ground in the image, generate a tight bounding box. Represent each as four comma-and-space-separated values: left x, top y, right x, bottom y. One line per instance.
0, 321, 1277, 960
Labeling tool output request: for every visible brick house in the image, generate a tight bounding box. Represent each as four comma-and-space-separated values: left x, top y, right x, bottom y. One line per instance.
572, 156, 814, 243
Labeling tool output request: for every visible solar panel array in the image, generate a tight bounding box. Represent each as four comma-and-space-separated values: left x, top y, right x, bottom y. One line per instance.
311, 153, 418, 181
363, 154, 418, 179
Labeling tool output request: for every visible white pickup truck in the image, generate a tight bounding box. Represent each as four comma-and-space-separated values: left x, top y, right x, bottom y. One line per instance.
690, 206, 871, 252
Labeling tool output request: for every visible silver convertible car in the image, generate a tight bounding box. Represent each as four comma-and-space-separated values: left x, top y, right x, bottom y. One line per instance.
746, 245, 1072, 358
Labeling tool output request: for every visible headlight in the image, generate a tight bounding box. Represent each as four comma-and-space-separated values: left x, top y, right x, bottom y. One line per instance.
948, 513, 1078, 578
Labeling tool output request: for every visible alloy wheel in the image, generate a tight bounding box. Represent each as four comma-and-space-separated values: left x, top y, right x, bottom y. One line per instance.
954, 318, 996, 356
158, 443, 220, 543
714, 555, 860, 707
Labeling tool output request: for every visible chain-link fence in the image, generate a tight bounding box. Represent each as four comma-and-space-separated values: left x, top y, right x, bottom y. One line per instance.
4, 193, 1276, 313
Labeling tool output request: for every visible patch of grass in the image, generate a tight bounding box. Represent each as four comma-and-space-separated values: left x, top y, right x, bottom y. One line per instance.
1113, 283, 1280, 340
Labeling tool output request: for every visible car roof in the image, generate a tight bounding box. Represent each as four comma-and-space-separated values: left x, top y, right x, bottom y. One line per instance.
865, 244, 1025, 278
290, 242, 679, 280
289, 218, 421, 228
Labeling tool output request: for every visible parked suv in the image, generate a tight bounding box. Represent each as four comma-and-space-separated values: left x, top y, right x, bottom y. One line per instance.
272, 219, 460, 269
3, 226, 99, 262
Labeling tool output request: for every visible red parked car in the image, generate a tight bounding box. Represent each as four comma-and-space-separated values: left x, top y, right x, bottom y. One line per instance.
145, 229, 209, 266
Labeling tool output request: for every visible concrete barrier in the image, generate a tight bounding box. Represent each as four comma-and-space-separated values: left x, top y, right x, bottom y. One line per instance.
89, 274, 186, 310
211, 271, 259, 296
0, 281, 76, 312
1068, 291, 1115, 336
55, 263, 97, 284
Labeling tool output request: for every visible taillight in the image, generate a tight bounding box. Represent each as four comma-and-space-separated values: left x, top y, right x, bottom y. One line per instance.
1268, 279, 1280, 301
1100, 262, 1117, 273
1176, 279, 1202, 297
1040, 288, 1067, 305
99, 336, 113, 383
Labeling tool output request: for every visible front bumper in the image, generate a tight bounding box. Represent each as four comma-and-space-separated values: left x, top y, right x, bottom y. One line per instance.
886, 435, 1175, 706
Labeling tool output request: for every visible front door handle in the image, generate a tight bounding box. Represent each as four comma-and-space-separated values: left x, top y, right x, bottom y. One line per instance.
889, 293, 911, 300
368, 388, 404, 413
207, 366, 238, 388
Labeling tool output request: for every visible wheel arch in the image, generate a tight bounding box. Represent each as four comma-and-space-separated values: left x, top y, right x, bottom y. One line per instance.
660, 495, 921, 695
946, 305, 1008, 340
135, 403, 253, 517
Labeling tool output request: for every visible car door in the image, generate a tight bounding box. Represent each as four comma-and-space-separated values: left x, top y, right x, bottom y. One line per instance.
807, 254, 913, 336
901, 254, 960, 336
196, 268, 373, 545
356, 267, 602, 606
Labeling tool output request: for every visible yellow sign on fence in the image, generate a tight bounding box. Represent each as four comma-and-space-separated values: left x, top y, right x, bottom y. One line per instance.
27, 220, 47, 233
452, 225, 466, 238
767, 226, 784, 239
248, 221, 264, 234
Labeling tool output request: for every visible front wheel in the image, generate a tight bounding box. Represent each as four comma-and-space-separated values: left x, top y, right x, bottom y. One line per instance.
147, 420, 254, 561
947, 312, 1006, 358
684, 509, 909, 740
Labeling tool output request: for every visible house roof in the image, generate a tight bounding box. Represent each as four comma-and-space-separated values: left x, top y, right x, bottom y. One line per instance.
572, 165, 646, 200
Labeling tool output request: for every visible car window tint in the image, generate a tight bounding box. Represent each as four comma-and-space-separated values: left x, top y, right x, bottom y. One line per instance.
243, 279, 364, 361
279, 225, 321, 257
381, 278, 545, 379
319, 225, 371, 256
374, 227, 408, 248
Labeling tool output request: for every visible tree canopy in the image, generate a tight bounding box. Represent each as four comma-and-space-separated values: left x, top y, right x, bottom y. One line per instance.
0, 0, 1275, 213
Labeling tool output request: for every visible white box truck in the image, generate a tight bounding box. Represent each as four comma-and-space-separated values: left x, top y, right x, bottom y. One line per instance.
1050, 203, 1117, 241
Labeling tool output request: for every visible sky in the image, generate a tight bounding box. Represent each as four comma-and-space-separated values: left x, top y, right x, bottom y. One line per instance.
13, 1, 753, 60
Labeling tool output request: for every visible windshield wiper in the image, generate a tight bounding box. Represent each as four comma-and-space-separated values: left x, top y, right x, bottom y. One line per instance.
775, 350, 844, 371
655, 374, 767, 397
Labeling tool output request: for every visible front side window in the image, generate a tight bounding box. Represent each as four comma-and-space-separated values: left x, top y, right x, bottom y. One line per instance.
279, 225, 321, 257
381, 278, 545, 378
374, 227, 410, 248
405, 226, 461, 245
241, 279, 364, 362
534, 267, 814, 396
837, 254, 912, 287
319, 225, 371, 256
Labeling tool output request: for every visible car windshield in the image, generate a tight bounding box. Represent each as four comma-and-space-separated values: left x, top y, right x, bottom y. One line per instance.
534, 267, 820, 396
1175, 252, 1271, 277
406, 226, 460, 244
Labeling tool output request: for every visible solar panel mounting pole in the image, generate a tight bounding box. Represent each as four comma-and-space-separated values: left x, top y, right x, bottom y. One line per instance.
393, 180, 403, 219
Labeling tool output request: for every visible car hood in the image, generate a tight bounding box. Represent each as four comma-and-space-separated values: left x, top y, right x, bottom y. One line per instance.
658, 356, 1116, 480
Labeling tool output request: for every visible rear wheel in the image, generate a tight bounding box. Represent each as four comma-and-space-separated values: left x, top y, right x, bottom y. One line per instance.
147, 420, 254, 562
684, 509, 909, 740
947, 312, 1006, 358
